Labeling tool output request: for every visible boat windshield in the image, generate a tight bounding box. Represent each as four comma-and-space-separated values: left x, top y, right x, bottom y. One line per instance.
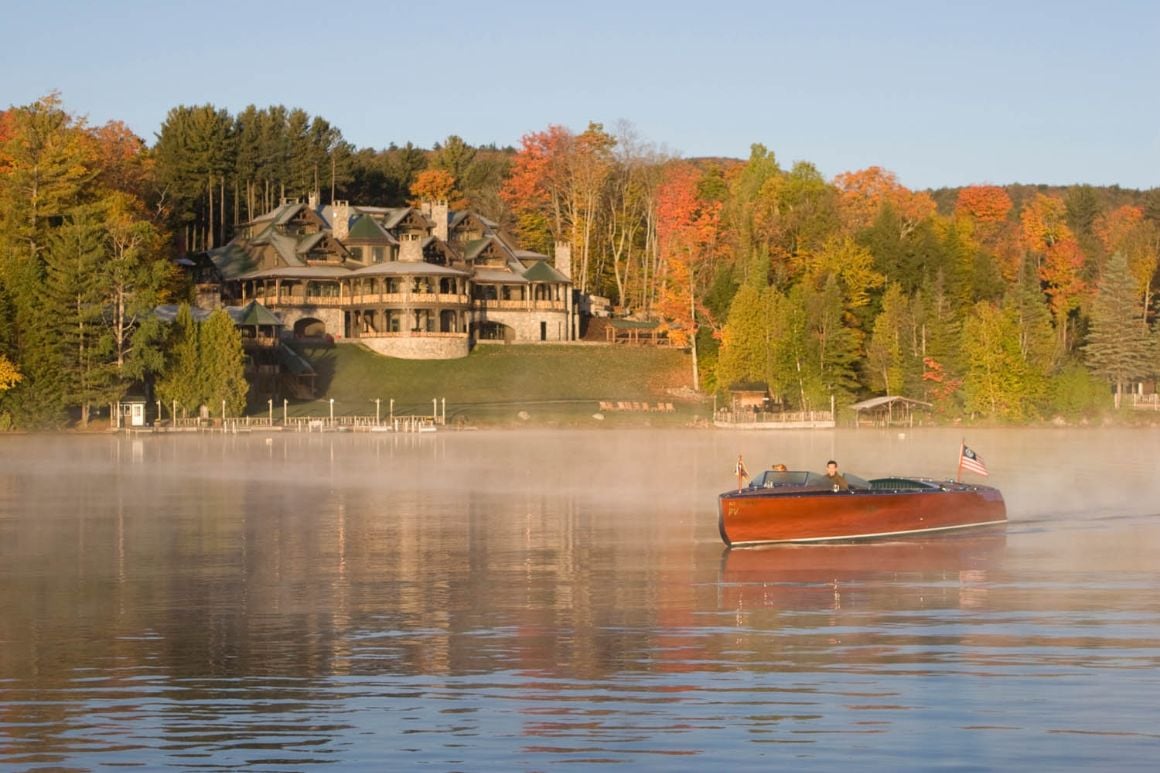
752, 470, 823, 488
751, 470, 872, 490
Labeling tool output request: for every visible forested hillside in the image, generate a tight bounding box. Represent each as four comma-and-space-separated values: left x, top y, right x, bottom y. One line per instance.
2, 94, 1157, 428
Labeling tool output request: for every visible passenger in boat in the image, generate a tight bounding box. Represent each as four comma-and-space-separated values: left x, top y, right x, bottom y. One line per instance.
825, 460, 849, 491
771, 463, 788, 471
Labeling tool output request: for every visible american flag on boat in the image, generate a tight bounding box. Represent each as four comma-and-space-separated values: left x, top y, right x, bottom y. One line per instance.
959, 444, 989, 477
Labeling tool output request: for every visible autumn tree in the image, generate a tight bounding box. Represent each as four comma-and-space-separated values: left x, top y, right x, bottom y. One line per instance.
409, 168, 458, 205
0, 354, 19, 393
0, 94, 101, 427
955, 184, 1020, 279
1021, 193, 1087, 349
500, 122, 615, 292
655, 163, 722, 389
601, 122, 668, 313
955, 185, 1013, 224
833, 165, 935, 238
752, 160, 839, 274
798, 235, 884, 327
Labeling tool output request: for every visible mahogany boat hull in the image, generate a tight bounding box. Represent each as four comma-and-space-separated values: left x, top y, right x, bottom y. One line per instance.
718, 480, 1006, 546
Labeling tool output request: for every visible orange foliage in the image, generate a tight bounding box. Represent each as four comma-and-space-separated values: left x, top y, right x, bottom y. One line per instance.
410, 168, 457, 203
955, 185, 1012, 223
833, 165, 934, 236
922, 356, 961, 408
1019, 193, 1071, 253
0, 108, 20, 177
1093, 205, 1143, 253
499, 124, 571, 228
91, 120, 153, 198
654, 163, 722, 346
1039, 237, 1087, 327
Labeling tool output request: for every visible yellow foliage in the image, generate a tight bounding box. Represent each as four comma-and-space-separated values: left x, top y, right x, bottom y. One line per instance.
0, 355, 21, 393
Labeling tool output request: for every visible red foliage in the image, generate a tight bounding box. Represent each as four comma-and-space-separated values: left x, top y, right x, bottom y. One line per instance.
955, 185, 1012, 223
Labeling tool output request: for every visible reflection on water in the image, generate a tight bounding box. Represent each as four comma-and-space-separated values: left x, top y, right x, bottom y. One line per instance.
1, 429, 1159, 770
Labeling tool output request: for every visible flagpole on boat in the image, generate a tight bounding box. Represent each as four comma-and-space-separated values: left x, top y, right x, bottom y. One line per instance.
735, 454, 748, 492
956, 438, 965, 483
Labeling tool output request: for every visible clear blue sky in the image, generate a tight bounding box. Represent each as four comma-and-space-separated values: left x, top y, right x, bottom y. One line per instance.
4, 0, 1157, 190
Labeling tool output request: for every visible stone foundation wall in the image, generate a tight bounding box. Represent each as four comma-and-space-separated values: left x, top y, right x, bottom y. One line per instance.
358, 335, 470, 359
479, 310, 571, 342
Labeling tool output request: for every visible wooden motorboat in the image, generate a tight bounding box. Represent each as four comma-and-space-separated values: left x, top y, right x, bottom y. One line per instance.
718, 469, 1006, 547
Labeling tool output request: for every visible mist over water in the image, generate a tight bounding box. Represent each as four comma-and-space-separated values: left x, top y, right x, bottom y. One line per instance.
1, 428, 1158, 770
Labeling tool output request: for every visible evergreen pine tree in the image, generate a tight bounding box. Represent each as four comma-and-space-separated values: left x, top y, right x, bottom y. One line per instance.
156, 304, 203, 416
200, 309, 249, 416
716, 283, 772, 392
865, 283, 911, 394
43, 206, 117, 425
1083, 251, 1153, 407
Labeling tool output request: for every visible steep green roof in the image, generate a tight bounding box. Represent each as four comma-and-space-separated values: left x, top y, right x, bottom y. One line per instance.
231, 300, 283, 327
463, 238, 491, 260
522, 261, 569, 283
347, 213, 393, 241
208, 243, 259, 280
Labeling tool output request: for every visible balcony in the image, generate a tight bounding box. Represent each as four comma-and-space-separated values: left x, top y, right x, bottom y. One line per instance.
474, 298, 566, 311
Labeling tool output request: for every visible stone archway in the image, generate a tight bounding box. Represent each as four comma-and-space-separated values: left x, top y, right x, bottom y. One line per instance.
473, 321, 514, 342
293, 317, 327, 338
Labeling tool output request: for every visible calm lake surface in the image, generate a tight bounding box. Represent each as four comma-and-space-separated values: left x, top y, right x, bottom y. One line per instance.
2, 428, 1158, 771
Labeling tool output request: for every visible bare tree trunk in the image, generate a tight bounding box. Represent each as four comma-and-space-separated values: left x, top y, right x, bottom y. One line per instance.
207, 172, 215, 249
220, 175, 226, 242
689, 286, 699, 391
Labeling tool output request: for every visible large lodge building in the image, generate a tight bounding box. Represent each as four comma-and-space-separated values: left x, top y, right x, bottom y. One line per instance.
196, 195, 577, 359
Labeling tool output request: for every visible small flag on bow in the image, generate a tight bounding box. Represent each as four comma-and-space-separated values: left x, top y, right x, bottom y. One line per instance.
958, 443, 989, 477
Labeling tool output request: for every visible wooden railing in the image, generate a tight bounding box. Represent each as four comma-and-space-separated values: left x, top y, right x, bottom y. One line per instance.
474, 298, 566, 311
1130, 393, 1159, 410
716, 410, 835, 425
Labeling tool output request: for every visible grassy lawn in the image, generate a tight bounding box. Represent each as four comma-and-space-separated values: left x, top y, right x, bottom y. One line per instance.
276, 341, 707, 427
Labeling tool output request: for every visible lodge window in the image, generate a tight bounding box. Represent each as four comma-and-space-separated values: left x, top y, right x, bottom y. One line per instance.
349, 247, 363, 261
372, 247, 384, 263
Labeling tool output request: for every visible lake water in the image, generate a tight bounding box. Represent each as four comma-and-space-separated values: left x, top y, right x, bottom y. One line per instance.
1, 428, 1158, 770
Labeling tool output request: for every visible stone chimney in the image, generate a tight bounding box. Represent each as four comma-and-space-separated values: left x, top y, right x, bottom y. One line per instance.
399, 235, 423, 262
332, 200, 350, 241
430, 200, 449, 243
554, 241, 572, 279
